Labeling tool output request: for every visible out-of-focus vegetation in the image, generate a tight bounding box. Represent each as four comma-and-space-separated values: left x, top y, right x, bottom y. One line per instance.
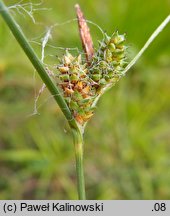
0, 0, 170, 199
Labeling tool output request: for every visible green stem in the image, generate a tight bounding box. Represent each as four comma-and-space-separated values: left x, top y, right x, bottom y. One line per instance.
0, 0, 77, 129
72, 129, 86, 200
0, 0, 86, 200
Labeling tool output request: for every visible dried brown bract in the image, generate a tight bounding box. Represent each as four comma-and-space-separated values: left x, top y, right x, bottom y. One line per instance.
75, 4, 94, 63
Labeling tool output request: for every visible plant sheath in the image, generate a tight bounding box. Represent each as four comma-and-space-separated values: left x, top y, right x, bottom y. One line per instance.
72, 129, 86, 199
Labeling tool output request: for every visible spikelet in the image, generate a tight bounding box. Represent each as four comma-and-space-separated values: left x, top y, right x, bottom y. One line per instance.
89, 31, 127, 87
57, 50, 96, 125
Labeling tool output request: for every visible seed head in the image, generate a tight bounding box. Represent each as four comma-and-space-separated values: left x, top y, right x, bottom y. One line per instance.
56, 31, 127, 126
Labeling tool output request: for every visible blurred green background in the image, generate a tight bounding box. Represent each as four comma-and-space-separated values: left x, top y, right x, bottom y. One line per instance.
0, 0, 170, 199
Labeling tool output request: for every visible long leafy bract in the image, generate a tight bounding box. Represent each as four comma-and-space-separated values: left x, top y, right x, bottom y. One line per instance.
0, 0, 79, 130
123, 15, 170, 75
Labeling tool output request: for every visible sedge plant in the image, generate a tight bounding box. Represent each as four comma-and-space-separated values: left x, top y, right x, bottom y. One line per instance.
0, 0, 170, 199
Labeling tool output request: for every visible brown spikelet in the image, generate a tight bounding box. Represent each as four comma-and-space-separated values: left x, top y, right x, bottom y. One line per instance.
75, 4, 94, 63
75, 115, 84, 125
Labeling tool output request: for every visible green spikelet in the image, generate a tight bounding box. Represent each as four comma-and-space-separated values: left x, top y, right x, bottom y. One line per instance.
57, 31, 128, 126
89, 31, 127, 87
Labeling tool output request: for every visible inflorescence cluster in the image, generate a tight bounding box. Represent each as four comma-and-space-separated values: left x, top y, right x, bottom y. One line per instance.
56, 31, 127, 125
